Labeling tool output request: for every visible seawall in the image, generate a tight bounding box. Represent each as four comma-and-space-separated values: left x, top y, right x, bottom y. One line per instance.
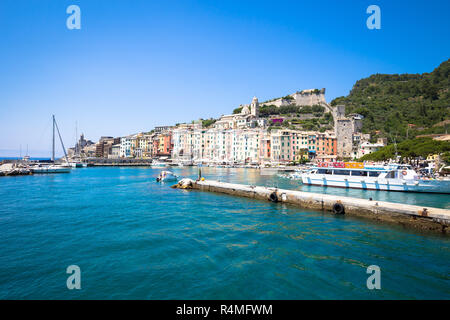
174, 179, 450, 234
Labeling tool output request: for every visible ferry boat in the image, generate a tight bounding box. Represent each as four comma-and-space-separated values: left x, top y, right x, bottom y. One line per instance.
300, 162, 450, 194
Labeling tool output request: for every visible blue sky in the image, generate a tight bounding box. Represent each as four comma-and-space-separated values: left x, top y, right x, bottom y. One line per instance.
0, 0, 449, 157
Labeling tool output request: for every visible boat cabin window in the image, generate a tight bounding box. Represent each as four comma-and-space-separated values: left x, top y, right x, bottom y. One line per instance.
317, 169, 333, 174
333, 169, 348, 175
351, 170, 367, 176
386, 171, 396, 178
368, 171, 381, 177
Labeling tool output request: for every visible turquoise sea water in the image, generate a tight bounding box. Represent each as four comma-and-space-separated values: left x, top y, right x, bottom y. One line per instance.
0, 167, 449, 299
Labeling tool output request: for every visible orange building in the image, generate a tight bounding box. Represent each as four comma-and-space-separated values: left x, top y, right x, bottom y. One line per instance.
152, 132, 173, 157
316, 133, 337, 156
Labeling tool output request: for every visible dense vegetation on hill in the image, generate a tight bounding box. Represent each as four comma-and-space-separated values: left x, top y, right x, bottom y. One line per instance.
331, 59, 450, 143
232, 104, 332, 131
359, 137, 450, 164
201, 118, 216, 128
258, 104, 326, 117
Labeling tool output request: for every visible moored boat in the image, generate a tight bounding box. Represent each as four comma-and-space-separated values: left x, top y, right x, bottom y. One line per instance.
151, 160, 167, 168
156, 170, 178, 182
31, 164, 71, 174
69, 161, 87, 168
30, 115, 72, 174
299, 162, 450, 194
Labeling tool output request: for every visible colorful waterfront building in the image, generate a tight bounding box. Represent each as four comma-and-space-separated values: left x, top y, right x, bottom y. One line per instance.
171, 123, 337, 164
120, 136, 133, 158
158, 132, 173, 156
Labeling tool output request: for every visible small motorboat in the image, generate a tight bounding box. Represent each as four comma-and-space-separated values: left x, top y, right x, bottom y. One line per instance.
156, 170, 178, 182
152, 161, 167, 168
69, 161, 87, 168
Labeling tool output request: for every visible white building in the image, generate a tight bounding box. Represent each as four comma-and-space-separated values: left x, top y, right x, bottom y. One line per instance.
120, 136, 133, 158
109, 144, 121, 159
357, 141, 384, 158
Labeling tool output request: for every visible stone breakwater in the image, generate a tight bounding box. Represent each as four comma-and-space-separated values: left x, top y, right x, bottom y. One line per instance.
0, 163, 32, 176
172, 179, 450, 234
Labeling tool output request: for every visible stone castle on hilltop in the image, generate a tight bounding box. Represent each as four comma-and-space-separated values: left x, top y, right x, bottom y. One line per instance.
260, 88, 327, 107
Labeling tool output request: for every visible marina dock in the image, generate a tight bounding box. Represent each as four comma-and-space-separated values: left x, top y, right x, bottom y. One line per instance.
173, 179, 450, 234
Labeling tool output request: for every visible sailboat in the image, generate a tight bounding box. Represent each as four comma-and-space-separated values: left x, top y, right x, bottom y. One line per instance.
69, 122, 87, 168
31, 115, 71, 174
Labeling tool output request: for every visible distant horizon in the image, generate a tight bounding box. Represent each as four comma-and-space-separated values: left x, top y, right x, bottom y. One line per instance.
1, 0, 449, 157
0, 156, 51, 160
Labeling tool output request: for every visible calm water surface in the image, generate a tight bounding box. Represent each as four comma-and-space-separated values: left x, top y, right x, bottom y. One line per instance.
0, 167, 449, 299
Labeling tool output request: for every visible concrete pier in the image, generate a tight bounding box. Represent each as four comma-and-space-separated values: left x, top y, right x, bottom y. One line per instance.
173, 179, 450, 234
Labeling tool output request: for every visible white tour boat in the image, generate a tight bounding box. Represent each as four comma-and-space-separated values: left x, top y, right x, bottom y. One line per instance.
300, 162, 450, 194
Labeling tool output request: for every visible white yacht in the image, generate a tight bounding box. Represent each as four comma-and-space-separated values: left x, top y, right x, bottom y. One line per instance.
300, 163, 450, 194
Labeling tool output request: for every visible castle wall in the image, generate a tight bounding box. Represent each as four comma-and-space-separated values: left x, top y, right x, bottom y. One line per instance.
260, 88, 327, 108
293, 89, 327, 106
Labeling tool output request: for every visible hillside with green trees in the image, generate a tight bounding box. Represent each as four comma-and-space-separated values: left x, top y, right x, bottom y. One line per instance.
331, 59, 450, 143
232, 104, 333, 131
359, 137, 450, 164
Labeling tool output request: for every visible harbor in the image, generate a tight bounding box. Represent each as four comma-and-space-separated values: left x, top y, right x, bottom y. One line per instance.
0, 166, 449, 299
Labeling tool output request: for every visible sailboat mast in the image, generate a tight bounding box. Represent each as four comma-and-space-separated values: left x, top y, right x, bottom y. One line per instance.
52, 115, 55, 162
54, 117, 69, 164
75, 121, 79, 156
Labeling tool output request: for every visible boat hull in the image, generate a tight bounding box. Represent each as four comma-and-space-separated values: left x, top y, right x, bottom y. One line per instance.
300, 175, 450, 194
156, 170, 178, 182
161, 176, 177, 182
70, 162, 86, 168
31, 166, 71, 174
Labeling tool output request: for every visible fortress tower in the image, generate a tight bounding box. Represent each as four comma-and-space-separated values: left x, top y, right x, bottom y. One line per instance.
334, 104, 368, 158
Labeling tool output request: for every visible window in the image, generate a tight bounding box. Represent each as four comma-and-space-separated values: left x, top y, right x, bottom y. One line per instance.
386, 171, 396, 178
351, 171, 367, 176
